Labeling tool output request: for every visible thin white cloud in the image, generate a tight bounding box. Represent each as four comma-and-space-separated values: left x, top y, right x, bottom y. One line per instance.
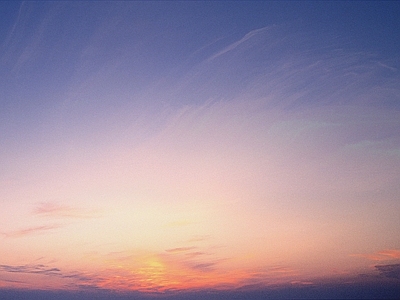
206, 27, 270, 62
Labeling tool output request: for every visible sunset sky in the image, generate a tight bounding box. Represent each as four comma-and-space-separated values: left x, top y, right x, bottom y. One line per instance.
1, 1, 400, 299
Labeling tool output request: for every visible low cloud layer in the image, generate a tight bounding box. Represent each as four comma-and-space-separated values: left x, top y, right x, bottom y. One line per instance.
375, 264, 400, 280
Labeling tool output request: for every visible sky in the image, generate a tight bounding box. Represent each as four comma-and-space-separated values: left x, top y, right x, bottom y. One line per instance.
1, 1, 400, 299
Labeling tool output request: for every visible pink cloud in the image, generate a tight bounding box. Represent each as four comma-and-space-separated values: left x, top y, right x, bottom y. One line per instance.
185, 251, 208, 258
2, 224, 61, 238
377, 249, 400, 259
33, 202, 98, 219
351, 249, 400, 261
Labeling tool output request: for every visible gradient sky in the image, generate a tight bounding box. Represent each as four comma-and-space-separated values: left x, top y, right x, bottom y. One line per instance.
1, 1, 400, 299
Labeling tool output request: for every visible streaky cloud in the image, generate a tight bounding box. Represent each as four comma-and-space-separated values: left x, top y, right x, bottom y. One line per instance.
163, 23, 400, 111
351, 249, 400, 261
33, 201, 99, 219
0, 264, 61, 276
165, 247, 196, 253
190, 262, 216, 272
1, 224, 61, 238
185, 252, 208, 258
206, 27, 270, 62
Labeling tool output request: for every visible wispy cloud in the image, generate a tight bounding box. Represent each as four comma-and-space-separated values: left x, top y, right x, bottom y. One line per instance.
351, 249, 400, 261
0, 254, 322, 292
1, 224, 61, 238
206, 27, 270, 62
190, 262, 217, 272
0, 264, 61, 276
3, 2, 61, 75
0, 202, 99, 239
33, 202, 99, 219
0, 263, 103, 290
165, 247, 196, 254
185, 251, 208, 258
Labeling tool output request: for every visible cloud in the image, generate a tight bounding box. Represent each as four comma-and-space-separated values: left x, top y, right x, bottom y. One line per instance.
166, 22, 400, 114
242, 266, 299, 284
33, 202, 99, 219
2, 2, 61, 75
0, 263, 103, 290
0, 202, 99, 239
375, 264, 400, 280
185, 252, 208, 258
378, 249, 400, 259
351, 249, 400, 261
0, 264, 61, 276
1, 224, 61, 238
190, 262, 216, 272
165, 247, 197, 254
206, 27, 269, 62
1, 6, 399, 295
163, 244, 221, 273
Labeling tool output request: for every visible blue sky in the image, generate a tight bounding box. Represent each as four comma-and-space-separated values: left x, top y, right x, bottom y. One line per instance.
1, 1, 400, 299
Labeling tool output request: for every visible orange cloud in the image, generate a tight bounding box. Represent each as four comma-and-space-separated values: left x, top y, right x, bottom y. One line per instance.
80, 248, 303, 293
351, 249, 400, 261
0, 249, 303, 292
377, 249, 400, 259
185, 251, 208, 258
